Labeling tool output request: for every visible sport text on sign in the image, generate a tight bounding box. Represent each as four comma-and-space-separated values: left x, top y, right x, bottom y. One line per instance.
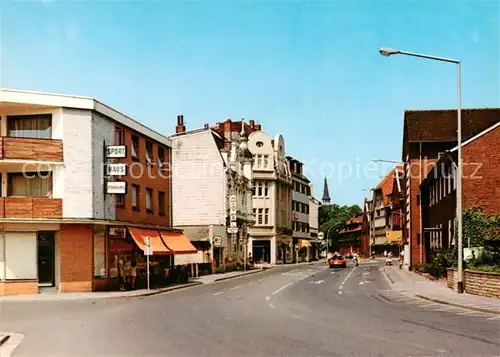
106, 146, 127, 158
106, 164, 127, 176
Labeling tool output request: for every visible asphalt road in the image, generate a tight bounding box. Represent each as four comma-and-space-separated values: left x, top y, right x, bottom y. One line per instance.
1, 261, 499, 357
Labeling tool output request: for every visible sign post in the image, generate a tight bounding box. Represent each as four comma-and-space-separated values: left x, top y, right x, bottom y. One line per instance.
144, 236, 152, 290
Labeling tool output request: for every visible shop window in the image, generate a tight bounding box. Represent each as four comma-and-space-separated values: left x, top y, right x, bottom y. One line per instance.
132, 184, 140, 210
131, 135, 139, 160
94, 231, 106, 278
8, 172, 52, 197
158, 191, 166, 216
146, 188, 153, 213
8, 114, 52, 139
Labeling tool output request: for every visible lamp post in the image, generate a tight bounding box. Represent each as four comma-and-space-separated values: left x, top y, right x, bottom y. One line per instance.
379, 47, 463, 293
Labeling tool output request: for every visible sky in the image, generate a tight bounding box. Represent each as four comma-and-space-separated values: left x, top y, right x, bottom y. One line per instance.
2, 0, 499, 206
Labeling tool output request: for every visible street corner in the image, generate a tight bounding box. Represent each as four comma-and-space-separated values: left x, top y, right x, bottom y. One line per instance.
0, 332, 25, 357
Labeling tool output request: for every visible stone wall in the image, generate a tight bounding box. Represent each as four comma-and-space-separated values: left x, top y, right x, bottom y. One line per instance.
465, 270, 500, 299
446, 268, 458, 291
447, 268, 500, 299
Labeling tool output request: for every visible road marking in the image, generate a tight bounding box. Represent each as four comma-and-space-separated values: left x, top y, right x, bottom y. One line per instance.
486, 316, 500, 320
268, 303, 276, 309
265, 296, 270, 301
230, 286, 240, 290
337, 266, 357, 294
213, 292, 223, 296
272, 282, 293, 295
338, 291, 342, 295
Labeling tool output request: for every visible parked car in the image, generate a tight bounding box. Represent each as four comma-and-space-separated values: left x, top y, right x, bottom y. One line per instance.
328, 255, 346, 268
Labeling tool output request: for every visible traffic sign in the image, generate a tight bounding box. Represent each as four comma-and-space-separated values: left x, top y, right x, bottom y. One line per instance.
227, 227, 238, 234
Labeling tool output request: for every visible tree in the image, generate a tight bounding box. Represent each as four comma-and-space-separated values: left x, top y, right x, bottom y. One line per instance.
319, 204, 363, 251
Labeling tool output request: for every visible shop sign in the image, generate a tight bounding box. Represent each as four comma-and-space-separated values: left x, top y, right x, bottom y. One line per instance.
106, 163, 127, 176
213, 236, 222, 246
318, 232, 324, 240
144, 236, 153, 256
229, 200, 237, 209
106, 145, 127, 158
230, 209, 237, 215
230, 214, 237, 222
109, 227, 126, 238
106, 181, 127, 194
227, 227, 238, 234
230, 221, 237, 228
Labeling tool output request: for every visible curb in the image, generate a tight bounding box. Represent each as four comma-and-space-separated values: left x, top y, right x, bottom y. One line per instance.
212, 269, 266, 283
128, 282, 203, 298
415, 295, 500, 316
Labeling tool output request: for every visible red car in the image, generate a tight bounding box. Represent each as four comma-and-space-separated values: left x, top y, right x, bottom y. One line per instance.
328, 255, 346, 268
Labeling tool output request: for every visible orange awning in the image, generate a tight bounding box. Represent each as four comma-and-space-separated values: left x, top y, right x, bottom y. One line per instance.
159, 231, 197, 254
128, 227, 172, 255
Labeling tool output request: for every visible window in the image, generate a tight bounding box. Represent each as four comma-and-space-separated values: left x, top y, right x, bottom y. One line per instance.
114, 127, 125, 145
252, 182, 256, 196
116, 193, 125, 208
131, 135, 139, 160
258, 208, 263, 225
264, 209, 269, 225
257, 155, 262, 168
146, 142, 153, 165
256, 141, 264, 147
94, 231, 106, 278
8, 114, 52, 139
263, 155, 269, 168
263, 182, 269, 196
158, 191, 166, 215
257, 182, 263, 196
145, 188, 153, 212
8, 172, 52, 197
132, 184, 140, 210
158, 146, 166, 173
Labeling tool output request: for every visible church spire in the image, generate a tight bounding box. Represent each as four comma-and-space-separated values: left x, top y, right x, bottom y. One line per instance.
322, 177, 331, 204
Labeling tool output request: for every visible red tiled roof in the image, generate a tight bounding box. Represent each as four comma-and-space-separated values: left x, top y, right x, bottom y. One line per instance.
375, 166, 403, 205
346, 215, 364, 225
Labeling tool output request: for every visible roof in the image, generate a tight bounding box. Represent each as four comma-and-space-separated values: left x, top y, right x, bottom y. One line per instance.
403, 108, 500, 143
402, 108, 500, 160
375, 166, 403, 205
0, 88, 172, 147
346, 215, 364, 225
449, 119, 500, 152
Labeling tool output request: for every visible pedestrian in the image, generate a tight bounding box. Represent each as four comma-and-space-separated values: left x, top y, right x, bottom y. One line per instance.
130, 261, 137, 289
384, 250, 388, 258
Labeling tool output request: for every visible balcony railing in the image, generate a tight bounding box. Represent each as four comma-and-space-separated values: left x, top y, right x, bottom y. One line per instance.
0, 137, 63, 162
0, 197, 63, 218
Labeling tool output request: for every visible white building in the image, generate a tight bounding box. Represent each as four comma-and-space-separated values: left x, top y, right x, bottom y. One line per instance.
170, 116, 254, 272
287, 156, 312, 262
247, 131, 292, 265
0, 89, 182, 296
309, 193, 322, 259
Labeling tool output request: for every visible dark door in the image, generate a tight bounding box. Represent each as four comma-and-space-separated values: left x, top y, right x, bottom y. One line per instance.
38, 231, 55, 286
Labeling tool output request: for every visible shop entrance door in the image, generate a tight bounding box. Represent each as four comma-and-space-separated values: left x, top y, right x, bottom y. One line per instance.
38, 231, 55, 286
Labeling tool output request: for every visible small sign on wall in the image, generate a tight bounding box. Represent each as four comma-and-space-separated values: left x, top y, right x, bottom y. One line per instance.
106, 181, 127, 194
106, 163, 127, 176
106, 145, 127, 158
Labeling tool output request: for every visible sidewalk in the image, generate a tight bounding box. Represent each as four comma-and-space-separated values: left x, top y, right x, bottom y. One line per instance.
383, 264, 500, 315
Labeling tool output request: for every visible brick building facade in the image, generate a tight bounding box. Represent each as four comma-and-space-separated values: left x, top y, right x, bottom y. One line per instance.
420, 119, 500, 262
402, 108, 500, 268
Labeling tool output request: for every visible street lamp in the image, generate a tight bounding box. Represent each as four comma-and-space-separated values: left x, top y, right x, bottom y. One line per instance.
371, 158, 403, 165
379, 46, 463, 293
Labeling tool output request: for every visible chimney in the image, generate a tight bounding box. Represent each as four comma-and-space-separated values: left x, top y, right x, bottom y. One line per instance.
224, 119, 232, 140
176, 115, 186, 134
254, 124, 261, 131
249, 120, 255, 128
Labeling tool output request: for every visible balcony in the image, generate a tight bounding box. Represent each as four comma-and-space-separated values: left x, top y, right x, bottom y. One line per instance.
0, 197, 62, 219
0, 137, 63, 162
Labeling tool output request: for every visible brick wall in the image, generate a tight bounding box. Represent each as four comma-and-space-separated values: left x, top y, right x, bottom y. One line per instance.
115, 124, 172, 227
59, 224, 93, 292
446, 268, 458, 291
462, 124, 500, 214
0, 280, 38, 296
465, 270, 500, 299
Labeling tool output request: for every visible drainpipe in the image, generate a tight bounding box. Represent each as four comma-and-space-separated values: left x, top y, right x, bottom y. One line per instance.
419, 142, 423, 265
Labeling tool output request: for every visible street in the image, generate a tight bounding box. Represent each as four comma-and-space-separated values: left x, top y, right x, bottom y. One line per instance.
1, 261, 499, 357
